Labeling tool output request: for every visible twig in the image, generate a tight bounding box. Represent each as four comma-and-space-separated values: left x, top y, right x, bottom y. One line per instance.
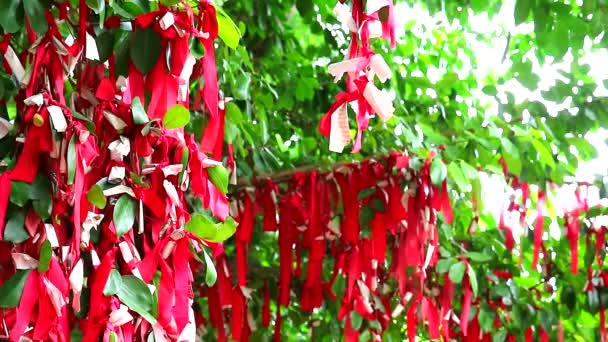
501, 32, 512, 64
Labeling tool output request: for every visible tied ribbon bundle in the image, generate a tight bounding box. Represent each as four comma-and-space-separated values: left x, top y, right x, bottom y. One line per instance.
0, 2, 230, 341
197, 151, 455, 341
319, 0, 397, 153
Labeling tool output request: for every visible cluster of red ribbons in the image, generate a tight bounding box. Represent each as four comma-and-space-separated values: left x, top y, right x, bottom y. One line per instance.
197, 153, 608, 341
498, 175, 608, 341
198, 151, 454, 341
0, 2, 228, 341
319, 0, 397, 153
498, 164, 593, 273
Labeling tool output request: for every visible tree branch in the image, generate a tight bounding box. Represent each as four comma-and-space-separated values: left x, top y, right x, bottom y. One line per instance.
234, 152, 402, 188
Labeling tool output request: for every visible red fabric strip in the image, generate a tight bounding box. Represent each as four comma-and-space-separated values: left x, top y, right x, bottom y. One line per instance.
370, 212, 386, 264
422, 297, 440, 339
525, 327, 533, 342
441, 180, 453, 224
278, 196, 293, 306
273, 306, 282, 342
440, 274, 454, 340
158, 258, 175, 328
172, 238, 192, 333
460, 277, 472, 336
231, 287, 244, 341
406, 297, 420, 342
567, 211, 580, 274
9, 271, 38, 340
83, 248, 116, 342
540, 327, 549, 342
262, 282, 271, 328
532, 192, 545, 269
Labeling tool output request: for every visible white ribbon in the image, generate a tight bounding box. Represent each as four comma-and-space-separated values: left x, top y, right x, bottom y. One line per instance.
363, 82, 394, 121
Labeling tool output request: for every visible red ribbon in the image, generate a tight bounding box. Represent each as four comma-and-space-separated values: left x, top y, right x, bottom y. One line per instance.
532, 192, 546, 269
460, 275, 472, 336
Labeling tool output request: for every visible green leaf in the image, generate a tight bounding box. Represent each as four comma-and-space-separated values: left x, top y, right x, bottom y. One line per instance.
561, 285, 576, 312
10, 181, 30, 207
296, 0, 313, 18
160, 0, 181, 5
131, 97, 149, 125
468, 266, 478, 297
129, 27, 162, 74
202, 248, 217, 287
371, 198, 385, 212
163, 104, 190, 129
67, 135, 77, 185
448, 261, 466, 284
582, 0, 597, 15
430, 158, 447, 186
233, 74, 251, 100
436, 258, 454, 273
492, 330, 507, 342
71, 329, 84, 342
185, 214, 237, 243
514, 0, 531, 25
86, 0, 105, 13
38, 240, 52, 273
33, 196, 52, 220
4, 210, 29, 243
216, 9, 241, 49
95, 30, 114, 64
465, 251, 492, 262
113, 195, 136, 238
225, 102, 243, 124
478, 305, 495, 332
482, 85, 498, 96
358, 330, 372, 342
569, 137, 597, 160
109, 332, 117, 342
185, 213, 216, 240
459, 161, 478, 180
116, 275, 156, 324
531, 139, 555, 169
224, 121, 239, 143
86, 185, 107, 209
114, 31, 131, 77
500, 138, 522, 176
216, 218, 238, 242
28, 174, 51, 200
0, 0, 24, 33
357, 187, 376, 200
208, 164, 229, 194
112, 0, 146, 19
0, 269, 32, 308
104, 269, 123, 296
359, 207, 374, 225
350, 311, 363, 330
23, 0, 48, 35
447, 162, 467, 192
